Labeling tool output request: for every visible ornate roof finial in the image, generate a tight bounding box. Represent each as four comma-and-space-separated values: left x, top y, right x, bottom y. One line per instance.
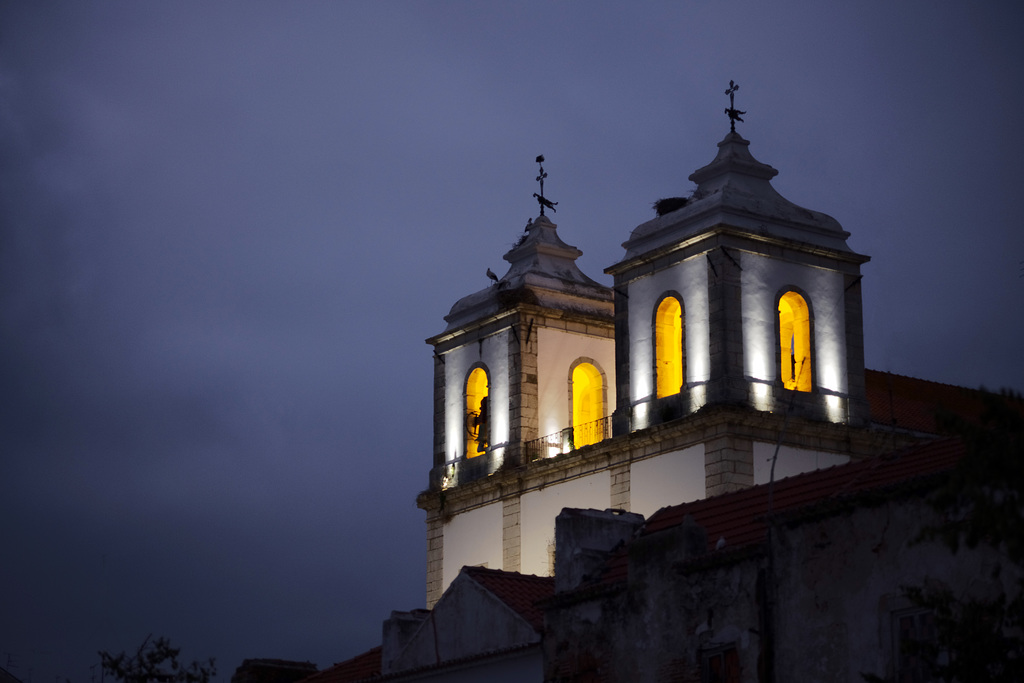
533, 154, 558, 216
724, 80, 745, 133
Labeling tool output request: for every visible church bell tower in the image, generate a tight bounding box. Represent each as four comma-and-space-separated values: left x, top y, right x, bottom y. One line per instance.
419, 86, 875, 607
607, 85, 870, 431
422, 159, 614, 603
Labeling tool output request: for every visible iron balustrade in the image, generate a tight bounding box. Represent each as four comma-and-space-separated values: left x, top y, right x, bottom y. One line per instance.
431, 415, 614, 490
525, 415, 613, 462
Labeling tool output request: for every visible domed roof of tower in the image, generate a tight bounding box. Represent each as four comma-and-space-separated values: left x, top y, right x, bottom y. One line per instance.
443, 215, 612, 331
617, 131, 855, 264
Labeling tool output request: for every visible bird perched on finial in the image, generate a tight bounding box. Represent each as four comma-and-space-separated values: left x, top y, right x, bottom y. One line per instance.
486, 268, 499, 283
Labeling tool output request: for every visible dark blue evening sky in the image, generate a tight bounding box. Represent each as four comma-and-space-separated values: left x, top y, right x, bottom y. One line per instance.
2, 2, 1022, 681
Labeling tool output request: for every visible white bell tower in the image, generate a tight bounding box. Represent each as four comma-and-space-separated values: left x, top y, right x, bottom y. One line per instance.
608, 114, 870, 432
422, 162, 614, 603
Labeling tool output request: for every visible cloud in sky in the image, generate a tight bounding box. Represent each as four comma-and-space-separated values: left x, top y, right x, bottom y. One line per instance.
2, 2, 1023, 681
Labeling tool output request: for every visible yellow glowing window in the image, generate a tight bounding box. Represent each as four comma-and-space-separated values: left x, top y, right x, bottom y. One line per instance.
572, 363, 603, 447
779, 291, 811, 392
655, 297, 684, 398
465, 367, 489, 458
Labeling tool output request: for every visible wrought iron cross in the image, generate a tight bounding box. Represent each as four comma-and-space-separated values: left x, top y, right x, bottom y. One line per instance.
533, 154, 557, 215
724, 80, 745, 133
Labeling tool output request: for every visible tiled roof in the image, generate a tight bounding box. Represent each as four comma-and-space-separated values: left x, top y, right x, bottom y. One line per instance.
865, 369, 990, 434
462, 565, 554, 632
602, 437, 965, 584
295, 647, 381, 683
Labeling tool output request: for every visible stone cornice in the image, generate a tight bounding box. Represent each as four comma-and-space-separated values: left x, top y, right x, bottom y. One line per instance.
417, 403, 923, 517
607, 224, 869, 282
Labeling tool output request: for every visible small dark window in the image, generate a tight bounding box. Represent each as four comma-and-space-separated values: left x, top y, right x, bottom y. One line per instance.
895, 610, 937, 683
703, 646, 739, 683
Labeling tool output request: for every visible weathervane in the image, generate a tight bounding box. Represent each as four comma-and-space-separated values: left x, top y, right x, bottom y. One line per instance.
533, 155, 558, 215
724, 80, 745, 133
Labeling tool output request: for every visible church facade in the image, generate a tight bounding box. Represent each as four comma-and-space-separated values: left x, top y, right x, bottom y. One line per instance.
418, 123, 907, 606
281, 98, 1021, 683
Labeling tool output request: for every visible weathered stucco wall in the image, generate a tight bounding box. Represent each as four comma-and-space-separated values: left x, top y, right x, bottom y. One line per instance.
544, 534, 762, 682
775, 496, 1021, 682
543, 494, 1021, 682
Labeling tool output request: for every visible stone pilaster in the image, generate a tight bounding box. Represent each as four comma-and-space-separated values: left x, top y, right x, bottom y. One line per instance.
425, 514, 444, 608
609, 462, 631, 511
502, 495, 521, 572
704, 435, 753, 497
519, 318, 539, 444
432, 354, 446, 467
611, 284, 631, 436
843, 272, 870, 426
706, 246, 747, 407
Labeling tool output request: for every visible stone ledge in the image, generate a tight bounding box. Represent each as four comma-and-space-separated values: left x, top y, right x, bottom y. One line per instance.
417, 403, 925, 517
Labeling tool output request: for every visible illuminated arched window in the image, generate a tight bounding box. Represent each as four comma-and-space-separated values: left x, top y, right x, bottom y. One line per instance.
571, 362, 604, 447
465, 367, 489, 458
778, 291, 812, 392
655, 296, 684, 398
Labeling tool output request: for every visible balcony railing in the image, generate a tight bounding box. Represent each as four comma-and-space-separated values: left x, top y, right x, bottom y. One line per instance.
525, 415, 613, 462
430, 415, 614, 491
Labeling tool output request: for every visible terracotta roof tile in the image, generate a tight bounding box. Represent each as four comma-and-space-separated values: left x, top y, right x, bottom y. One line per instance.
295, 647, 380, 683
462, 566, 554, 631
602, 438, 965, 584
865, 369, 992, 434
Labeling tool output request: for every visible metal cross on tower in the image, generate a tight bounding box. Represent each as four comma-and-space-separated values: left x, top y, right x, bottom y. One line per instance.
533, 154, 558, 215
724, 80, 746, 133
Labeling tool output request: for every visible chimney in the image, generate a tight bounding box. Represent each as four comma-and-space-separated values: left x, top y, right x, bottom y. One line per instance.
554, 508, 644, 593
381, 609, 430, 674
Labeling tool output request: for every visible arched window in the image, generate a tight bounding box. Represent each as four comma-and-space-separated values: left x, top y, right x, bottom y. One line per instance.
465, 367, 489, 458
655, 296, 684, 398
778, 291, 812, 392
571, 362, 604, 447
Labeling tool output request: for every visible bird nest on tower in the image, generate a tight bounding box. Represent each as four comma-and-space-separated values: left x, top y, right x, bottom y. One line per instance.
653, 196, 690, 216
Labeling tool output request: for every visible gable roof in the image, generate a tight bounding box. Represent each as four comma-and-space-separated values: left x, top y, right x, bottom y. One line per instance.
865, 369, 991, 434
461, 565, 554, 632
295, 647, 380, 683
601, 437, 965, 584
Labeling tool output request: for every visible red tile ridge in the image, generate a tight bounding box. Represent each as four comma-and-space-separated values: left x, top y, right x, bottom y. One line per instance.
462, 566, 554, 631
295, 647, 381, 683
592, 437, 965, 590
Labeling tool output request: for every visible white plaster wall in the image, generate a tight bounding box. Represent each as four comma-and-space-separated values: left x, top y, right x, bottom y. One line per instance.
404, 651, 542, 683
442, 330, 511, 461
751, 441, 850, 485
442, 502, 503, 589
740, 252, 847, 395
626, 256, 710, 404
629, 445, 706, 517
520, 472, 611, 576
536, 327, 615, 440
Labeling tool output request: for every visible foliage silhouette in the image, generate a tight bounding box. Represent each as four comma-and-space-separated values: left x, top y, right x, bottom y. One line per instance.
99, 635, 216, 683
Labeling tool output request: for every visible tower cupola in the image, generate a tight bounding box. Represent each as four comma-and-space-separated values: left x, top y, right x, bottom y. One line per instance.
608, 103, 870, 431
427, 165, 614, 493
442, 214, 611, 331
